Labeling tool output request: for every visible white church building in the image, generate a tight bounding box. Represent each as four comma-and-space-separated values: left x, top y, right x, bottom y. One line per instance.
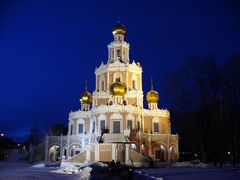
45, 22, 179, 166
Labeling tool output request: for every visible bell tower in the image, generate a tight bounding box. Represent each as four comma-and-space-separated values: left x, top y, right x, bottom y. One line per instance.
107, 21, 130, 64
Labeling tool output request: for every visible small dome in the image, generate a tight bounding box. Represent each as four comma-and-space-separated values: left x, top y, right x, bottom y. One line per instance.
80, 90, 92, 104
112, 22, 126, 35
110, 81, 126, 96
146, 90, 159, 104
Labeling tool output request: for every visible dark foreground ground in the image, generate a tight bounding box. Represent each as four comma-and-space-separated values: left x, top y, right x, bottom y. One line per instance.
0, 162, 240, 180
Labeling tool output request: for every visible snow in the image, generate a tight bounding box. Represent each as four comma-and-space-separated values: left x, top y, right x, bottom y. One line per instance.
135, 170, 163, 180
173, 161, 209, 168
137, 163, 240, 180
95, 161, 108, 167
32, 162, 46, 168
51, 162, 93, 179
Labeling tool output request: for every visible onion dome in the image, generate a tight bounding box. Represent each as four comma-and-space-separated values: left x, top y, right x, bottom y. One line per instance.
112, 22, 126, 35
146, 78, 159, 104
80, 90, 92, 104
110, 80, 126, 96
146, 90, 159, 104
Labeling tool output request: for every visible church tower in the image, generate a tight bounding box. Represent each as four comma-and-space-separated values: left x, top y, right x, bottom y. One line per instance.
93, 21, 143, 108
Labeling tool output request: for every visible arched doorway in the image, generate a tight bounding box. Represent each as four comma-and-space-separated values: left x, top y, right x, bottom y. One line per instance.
70, 144, 82, 157
154, 144, 167, 162
48, 145, 60, 162
169, 145, 176, 161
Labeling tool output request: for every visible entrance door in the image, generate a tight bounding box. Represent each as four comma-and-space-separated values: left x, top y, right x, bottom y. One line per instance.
113, 121, 120, 133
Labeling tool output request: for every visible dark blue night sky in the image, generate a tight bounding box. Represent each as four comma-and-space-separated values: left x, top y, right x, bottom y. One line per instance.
0, 0, 239, 142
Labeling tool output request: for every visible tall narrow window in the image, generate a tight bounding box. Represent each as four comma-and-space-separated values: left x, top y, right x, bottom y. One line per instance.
113, 121, 120, 133
117, 49, 121, 58
92, 122, 95, 133
132, 80, 136, 90
127, 120, 133, 130
78, 124, 83, 134
154, 123, 159, 133
100, 120, 105, 131
70, 124, 73, 135
101, 81, 104, 91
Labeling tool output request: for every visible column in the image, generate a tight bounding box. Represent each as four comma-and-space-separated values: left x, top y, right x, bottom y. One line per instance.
107, 70, 109, 93
167, 134, 170, 162
95, 143, 99, 161
45, 134, 48, 162
125, 144, 130, 165
67, 134, 70, 159
126, 70, 128, 91
60, 134, 63, 160
112, 144, 116, 161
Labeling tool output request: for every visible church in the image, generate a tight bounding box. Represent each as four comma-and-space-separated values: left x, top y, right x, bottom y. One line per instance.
45, 22, 179, 166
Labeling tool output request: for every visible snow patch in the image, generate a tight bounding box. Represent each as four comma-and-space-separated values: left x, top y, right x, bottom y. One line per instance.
32, 162, 45, 168
52, 163, 92, 179
173, 161, 208, 168
95, 161, 108, 167
136, 170, 163, 180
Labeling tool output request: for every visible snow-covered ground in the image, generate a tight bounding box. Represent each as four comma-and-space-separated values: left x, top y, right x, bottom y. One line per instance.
137, 162, 240, 180
0, 162, 80, 180
1, 157, 240, 180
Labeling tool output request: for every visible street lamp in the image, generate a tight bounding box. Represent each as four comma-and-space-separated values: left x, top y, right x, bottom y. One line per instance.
0, 133, 4, 137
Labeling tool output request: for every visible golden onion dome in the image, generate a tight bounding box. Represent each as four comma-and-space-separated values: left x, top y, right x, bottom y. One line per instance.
112, 22, 126, 35
80, 90, 92, 104
146, 90, 159, 104
110, 81, 126, 96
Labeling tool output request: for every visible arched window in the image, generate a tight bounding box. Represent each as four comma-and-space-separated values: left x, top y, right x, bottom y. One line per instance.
131, 74, 137, 90
99, 75, 105, 92
113, 72, 122, 83
123, 99, 127, 105
132, 80, 136, 90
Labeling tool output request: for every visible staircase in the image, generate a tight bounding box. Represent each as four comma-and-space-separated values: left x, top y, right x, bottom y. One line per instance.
130, 149, 149, 167
66, 151, 86, 163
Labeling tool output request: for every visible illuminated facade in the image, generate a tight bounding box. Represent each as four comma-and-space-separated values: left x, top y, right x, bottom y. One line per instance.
45, 23, 179, 166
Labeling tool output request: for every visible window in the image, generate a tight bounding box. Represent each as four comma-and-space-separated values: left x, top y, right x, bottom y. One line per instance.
154, 122, 159, 132
132, 80, 136, 90
127, 120, 133, 130
92, 122, 95, 133
78, 124, 83, 134
117, 49, 121, 58
70, 125, 73, 135
101, 81, 104, 91
113, 121, 120, 133
100, 120, 105, 130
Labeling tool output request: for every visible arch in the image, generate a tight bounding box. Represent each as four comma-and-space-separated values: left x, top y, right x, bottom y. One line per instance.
108, 99, 113, 105
122, 99, 128, 106
69, 143, 82, 157
169, 144, 178, 161
48, 145, 60, 162
113, 72, 122, 82
152, 143, 167, 162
